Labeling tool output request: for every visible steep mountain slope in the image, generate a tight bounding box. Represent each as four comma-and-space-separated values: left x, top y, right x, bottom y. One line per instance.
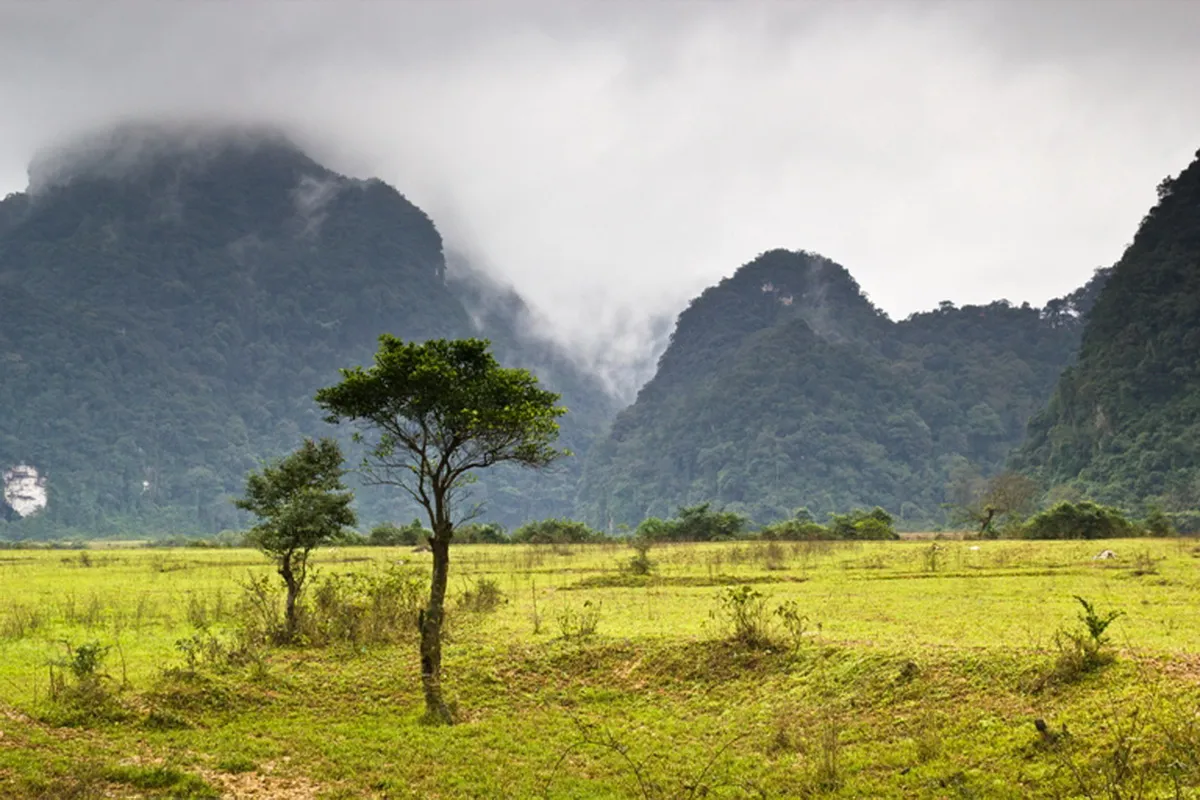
577, 249, 1105, 529
1015, 149, 1200, 508
0, 124, 613, 536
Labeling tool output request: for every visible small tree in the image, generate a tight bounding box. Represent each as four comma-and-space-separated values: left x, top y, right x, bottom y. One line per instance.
316, 336, 566, 723
234, 438, 356, 642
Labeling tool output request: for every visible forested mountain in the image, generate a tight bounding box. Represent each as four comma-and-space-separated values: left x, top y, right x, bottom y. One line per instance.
577, 249, 1108, 529
1015, 149, 1200, 509
0, 124, 615, 537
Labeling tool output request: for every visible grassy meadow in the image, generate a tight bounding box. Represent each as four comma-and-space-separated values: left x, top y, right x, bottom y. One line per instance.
1, 538, 1199, 798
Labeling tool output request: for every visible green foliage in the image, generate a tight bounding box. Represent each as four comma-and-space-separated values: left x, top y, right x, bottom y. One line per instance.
711, 585, 775, 649
0, 129, 614, 538
758, 518, 830, 540
367, 519, 427, 546
316, 336, 567, 535
234, 438, 355, 640
945, 470, 1039, 537
453, 522, 508, 544
635, 504, 746, 542
1075, 595, 1124, 647
1021, 501, 1137, 540
1040, 596, 1124, 688
626, 535, 655, 576
827, 507, 898, 540
1016, 150, 1200, 508
1167, 510, 1200, 534
236, 438, 356, 559
555, 600, 602, 639
578, 249, 1104, 529
1143, 507, 1175, 537
512, 517, 601, 544
457, 577, 505, 613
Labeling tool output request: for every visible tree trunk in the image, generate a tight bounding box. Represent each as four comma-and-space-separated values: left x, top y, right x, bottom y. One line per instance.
282, 563, 300, 642
420, 535, 453, 724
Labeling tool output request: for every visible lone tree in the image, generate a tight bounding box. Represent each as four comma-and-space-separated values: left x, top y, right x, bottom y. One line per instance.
315, 336, 566, 723
235, 438, 356, 641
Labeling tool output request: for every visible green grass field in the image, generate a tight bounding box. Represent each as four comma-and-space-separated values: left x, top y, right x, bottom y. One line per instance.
1, 538, 1199, 798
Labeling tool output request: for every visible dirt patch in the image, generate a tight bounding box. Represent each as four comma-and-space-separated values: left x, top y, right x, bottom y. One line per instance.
203, 765, 324, 800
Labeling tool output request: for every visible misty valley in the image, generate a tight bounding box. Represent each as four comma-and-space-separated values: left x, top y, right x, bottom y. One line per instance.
1, 124, 1199, 799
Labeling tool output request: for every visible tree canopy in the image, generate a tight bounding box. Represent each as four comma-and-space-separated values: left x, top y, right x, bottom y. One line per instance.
1015, 149, 1200, 512
577, 249, 1107, 530
315, 335, 566, 723
0, 126, 611, 538
234, 437, 356, 640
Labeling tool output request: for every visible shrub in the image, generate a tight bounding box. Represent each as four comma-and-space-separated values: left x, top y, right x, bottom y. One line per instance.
367, 519, 426, 546
512, 518, 602, 544
1022, 501, 1137, 540
759, 518, 830, 541
45, 640, 129, 725
636, 504, 747, 543
555, 600, 602, 639
303, 566, 426, 645
1143, 507, 1175, 537
457, 577, 505, 612
1167, 510, 1200, 534
711, 585, 773, 648
454, 522, 508, 544
626, 536, 655, 575
828, 508, 898, 540
1039, 596, 1123, 688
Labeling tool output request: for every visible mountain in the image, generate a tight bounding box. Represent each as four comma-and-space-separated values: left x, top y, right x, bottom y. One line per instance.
0, 123, 615, 537
1014, 148, 1200, 509
577, 249, 1107, 529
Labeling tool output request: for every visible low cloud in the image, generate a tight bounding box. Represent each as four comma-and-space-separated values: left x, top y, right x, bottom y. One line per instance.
0, 1, 1197, 388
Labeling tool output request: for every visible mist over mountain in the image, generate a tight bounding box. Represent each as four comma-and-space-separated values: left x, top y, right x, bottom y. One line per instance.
1015, 149, 1200, 509
577, 249, 1108, 529
0, 123, 617, 536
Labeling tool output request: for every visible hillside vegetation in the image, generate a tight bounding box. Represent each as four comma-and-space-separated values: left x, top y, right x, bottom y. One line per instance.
579, 249, 1107, 528
1016, 149, 1200, 511
0, 124, 614, 537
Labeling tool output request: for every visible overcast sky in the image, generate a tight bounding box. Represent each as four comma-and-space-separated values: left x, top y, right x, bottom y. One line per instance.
1, 1, 1197, 394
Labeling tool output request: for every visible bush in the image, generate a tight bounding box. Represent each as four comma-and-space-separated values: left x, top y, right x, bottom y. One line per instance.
828, 508, 898, 540
512, 518, 602, 544
453, 522, 508, 544
1166, 510, 1200, 534
1022, 501, 1137, 540
303, 566, 426, 645
555, 600, 601, 638
711, 585, 773, 648
44, 640, 129, 725
626, 536, 655, 575
636, 504, 747, 542
1143, 507, 1175, 537
457, 577, 505, 612
367, 519, 426, 546
759, 519, 830, 541
1039, 596, 1123, 688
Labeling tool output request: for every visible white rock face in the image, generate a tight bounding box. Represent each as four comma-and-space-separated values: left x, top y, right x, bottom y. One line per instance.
3, 464, 47, 517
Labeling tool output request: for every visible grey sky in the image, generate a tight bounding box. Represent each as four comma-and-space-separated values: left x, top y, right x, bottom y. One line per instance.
1, 1, 1197, 394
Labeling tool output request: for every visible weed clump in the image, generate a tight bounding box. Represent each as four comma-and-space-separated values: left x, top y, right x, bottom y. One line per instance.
1037, 596, 1123, 689
457, 577, 505, 613
236, 565, 426, 648
710, 585, 816, 650
43, 641, 129, 726
626, 536, 656, 576
555, 600, 602, 639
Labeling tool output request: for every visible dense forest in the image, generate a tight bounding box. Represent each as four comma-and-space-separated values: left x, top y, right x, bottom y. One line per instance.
3, 123, 1194, 539
1014, 149, 1200, 512
0, 125, 614, 537
577, 250, 1108, 529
